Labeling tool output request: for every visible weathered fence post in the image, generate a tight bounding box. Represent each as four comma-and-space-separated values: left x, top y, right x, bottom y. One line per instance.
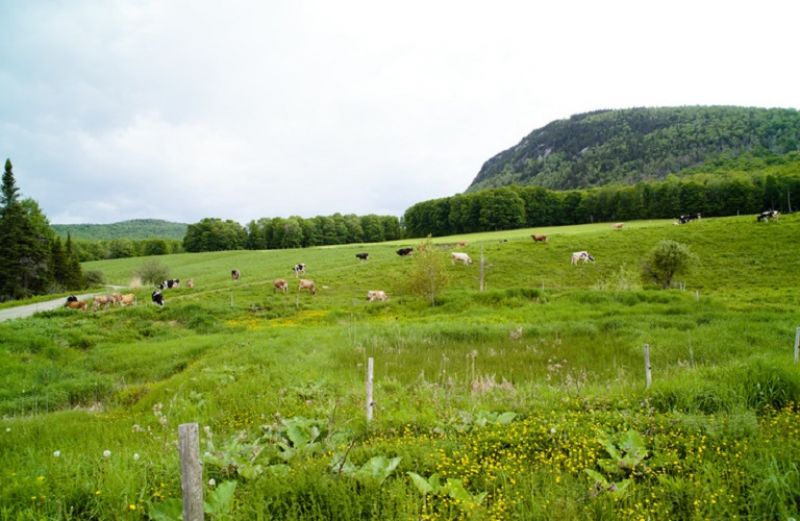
366, 357, 374, 422
643, 344, 652, 389
179, 423, 204, 521
794, 327, 800, 365
479, 246, 485, 292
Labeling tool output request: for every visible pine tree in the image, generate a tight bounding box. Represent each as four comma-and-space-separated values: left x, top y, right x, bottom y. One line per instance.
2, 158, 19, 208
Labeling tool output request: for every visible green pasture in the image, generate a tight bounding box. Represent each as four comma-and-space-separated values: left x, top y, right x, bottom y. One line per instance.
1, 215, 800, 519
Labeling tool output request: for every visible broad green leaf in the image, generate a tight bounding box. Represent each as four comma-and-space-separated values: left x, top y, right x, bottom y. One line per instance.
204, 480, 237, 517
407, 472, 433, 495
584, 468, 608, 486
496, 412, 517, 424
148, 498, 183, 521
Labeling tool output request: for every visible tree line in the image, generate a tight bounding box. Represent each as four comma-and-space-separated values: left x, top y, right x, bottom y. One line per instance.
405, 157, 800, 237
70, 238, 184, 262
183, 214, 402, 252
0, 159, 85, 301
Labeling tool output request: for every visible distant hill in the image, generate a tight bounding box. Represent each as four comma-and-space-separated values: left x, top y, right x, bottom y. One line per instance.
52, 219, 188, 241
467, 106, 800, 192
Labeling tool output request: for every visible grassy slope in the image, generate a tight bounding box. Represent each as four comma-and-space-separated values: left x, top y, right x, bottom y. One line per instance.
1, 215, 800, 519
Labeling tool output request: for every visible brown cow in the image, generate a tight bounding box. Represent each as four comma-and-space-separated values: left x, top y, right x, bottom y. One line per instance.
532, 234, 548, 242
456, 241, 468, 247
612, 222, 624, 230
273, 278, 289, 293
298, 279, 316, 295
93, 295, 114, 310
185, 278, 194, 289
64, 299, 87, 310
119, 294, 136, 306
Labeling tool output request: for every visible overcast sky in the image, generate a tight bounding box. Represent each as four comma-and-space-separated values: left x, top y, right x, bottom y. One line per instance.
2, 1, 799, 225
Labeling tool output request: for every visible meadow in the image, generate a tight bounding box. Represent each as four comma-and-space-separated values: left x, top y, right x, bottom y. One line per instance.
1, 215, 799, 520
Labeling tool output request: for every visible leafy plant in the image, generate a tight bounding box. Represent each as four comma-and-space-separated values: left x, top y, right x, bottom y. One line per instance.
641, 240, 697, 289
407, 472, 488, 511
331, 454, 402, 485
148, 480, 237, 521
134, 259, 170, 286
585, 429, 649, 497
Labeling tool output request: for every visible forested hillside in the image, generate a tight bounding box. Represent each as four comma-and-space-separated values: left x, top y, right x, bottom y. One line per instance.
468, 106, 800, 192
52, 219, 187, 240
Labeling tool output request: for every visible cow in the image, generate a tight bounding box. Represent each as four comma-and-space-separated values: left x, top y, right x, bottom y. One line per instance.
293, 263, 306, 277
612, 222, 624, 230
355, 253, 369, 261
367, 290, 388, 302
677, 213, 702, 225
185, 278, 194, 289
757, 209, 780, 222
456, 241, 468, 247
151, 290, 165, 306
532, 234, 548, 242
158, 279, 180, 289
66, 295, 78, 303
231, 270, 240, 280
396, 247, 414, 256
298, 279, 316, 295
571, 251, 595, 265
64, 299, 87, 310
451, 252, 472, 265
119, 293, 136, 306
273, 278, 289, 293
93, 294, 114, 310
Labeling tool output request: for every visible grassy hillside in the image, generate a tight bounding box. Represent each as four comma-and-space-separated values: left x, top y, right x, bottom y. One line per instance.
52, 219, 188, 241
1, 215, 799, 519
468, 106, 800, 192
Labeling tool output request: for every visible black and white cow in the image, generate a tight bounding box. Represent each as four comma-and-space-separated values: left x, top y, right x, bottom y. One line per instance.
396, 247, 414, 256
66, 295, 78, 303
231, 270, 240, 280
757, 209, 780, 222
158, 279, 180, 289
293, 263, 306, 276
677, 213, 702, 225
151, 290, 165, 306
355, 253, 369, 261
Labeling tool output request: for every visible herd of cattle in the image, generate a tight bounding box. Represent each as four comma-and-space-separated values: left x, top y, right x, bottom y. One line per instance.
64, 210, 782, 311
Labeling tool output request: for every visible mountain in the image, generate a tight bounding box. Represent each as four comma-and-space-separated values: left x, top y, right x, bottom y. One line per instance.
52, 219, 188, 241
467, 106, 800, 192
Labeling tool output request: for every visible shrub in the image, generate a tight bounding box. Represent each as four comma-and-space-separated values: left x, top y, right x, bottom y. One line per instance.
134, 260, 170, 286
641, 240, 696, 289
407, 237, 449, 306
82, 269, 105, 287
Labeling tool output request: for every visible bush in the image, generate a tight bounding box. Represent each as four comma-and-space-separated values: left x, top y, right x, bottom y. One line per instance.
134, 260, 170, 286
641, 240, 696, 289
82, 270, 105, 287
406, 237, 449, 306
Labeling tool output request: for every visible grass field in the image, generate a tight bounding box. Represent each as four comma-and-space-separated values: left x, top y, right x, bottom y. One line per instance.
1, 215, 799, 520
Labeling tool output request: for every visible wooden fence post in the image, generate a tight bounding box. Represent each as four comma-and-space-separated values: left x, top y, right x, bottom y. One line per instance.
794, 327, 800, 365
479, 246, 485, 292
643, 344, 652, 389
366, 357, 374, 422
179, 423, 204, 521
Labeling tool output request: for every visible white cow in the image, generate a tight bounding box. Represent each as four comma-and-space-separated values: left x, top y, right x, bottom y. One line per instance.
451, 252, 472, 265
571, 251, 595, 265
367, 290, 388, 302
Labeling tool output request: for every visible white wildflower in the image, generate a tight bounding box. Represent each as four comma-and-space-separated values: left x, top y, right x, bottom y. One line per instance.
103, 450, 111, 458
208, 478, 216, 487
133, 453, 140, 461
53, 450, 61, 458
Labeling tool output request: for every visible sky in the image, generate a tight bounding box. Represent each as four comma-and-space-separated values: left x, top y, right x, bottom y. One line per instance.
1, 0, 799, 225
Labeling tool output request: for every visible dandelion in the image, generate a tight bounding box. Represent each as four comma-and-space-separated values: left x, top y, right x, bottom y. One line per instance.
133, 453, 140, 461
128, 504, 137, 511
103, 450, 111, 458
95, 490, 101, 496
53, 450, 61, 458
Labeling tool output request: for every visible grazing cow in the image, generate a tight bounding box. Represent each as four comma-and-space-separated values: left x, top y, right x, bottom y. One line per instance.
64, 299, 87, 310
293, 263, 306, 277
119, 293, 136, 306
396, 247, 414, 256
571, 251, 595, 265
355, 253, 369, 261
676, 213, 702, 225
456, 241, 468, 247
66, 295, 78, 303
158, 279, 180, 290
231, 270, 240, 280
273, 278, 288, 293
367, 290, 388, 302
532, 234, 548, 243
298, 279, 316, 295
451, 252, 472, 265
757, 209, 780, 222
151, 290, 165, 306
185, 278, 194, 289
612, 222, 624, 230
93, 294, 114, 310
